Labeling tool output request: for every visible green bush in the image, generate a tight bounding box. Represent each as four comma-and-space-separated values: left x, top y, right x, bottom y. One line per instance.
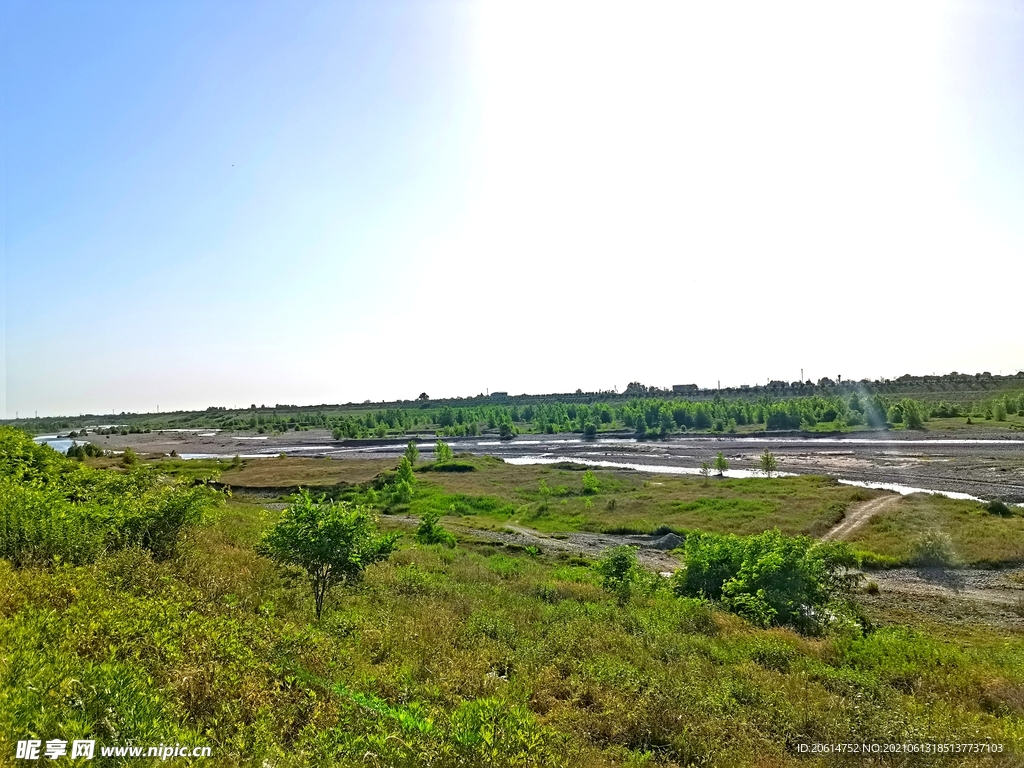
595, 545, 641, 604
985, 500, 1013, 518
674, 529, 859, 633
434, 440, 454, 464
416, 510, 456, 548
912, 530, 956, 567
0, 428, 214, 567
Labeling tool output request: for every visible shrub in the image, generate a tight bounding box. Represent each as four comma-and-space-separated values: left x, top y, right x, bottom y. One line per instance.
390, 479, 413, 505
595, 545, 640, 604
396, 455, 416, 485
0, 428, 214, 567
404, 440, 419, 464
912, 531, 956, 567
416, 510, 456, 548
675, 529, 859, 633
713, 452, 729, 476
434, 440, 454, 464
986, 500, 1013, 517
449, 697, 550, 764
581, 470, 600, 495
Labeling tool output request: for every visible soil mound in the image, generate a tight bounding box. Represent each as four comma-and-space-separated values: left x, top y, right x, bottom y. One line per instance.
651, 532, 683, 550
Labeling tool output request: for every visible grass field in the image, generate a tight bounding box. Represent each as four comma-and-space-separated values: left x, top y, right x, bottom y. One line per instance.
6, 433, 1024, 766
203, 455, 1024, 567
846, 494, 1024, 567
400, 460, 877, 539
3, 499, 1022, 767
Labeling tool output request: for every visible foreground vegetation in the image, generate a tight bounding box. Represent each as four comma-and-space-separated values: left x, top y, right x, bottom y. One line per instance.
2, 428, 1023, 765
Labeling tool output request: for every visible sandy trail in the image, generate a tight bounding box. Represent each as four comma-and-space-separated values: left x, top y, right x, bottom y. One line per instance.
821, 495, 900, 541
866, 567, 1024, 609
390, 516, 681, 571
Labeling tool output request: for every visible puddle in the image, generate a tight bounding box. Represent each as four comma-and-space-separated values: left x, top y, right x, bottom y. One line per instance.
504, 455, 1009, 504
837, 479, 984, 502
503, 456, 796, 480
33, 437, 79, 454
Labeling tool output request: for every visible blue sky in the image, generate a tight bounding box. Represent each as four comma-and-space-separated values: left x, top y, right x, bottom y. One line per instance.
3, 1, 1023, 417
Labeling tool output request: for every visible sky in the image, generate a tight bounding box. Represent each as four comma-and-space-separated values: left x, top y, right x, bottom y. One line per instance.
2, 0, 1023, 417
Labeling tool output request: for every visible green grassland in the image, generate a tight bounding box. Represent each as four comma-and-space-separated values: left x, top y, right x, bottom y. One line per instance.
214, 455, 1024, 568
400, 459, 875, 539
3, 503, 1023, 767
846, 494, 1024, 567
4, 428, 1024, 766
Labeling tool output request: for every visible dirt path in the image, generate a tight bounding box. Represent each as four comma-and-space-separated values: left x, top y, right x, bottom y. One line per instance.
821, 494, 899, 542
866, 567, 1024, 609
390, 516, 681, 572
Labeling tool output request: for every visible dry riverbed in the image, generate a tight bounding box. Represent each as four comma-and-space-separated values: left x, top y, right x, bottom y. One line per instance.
83, 427, 1024, 503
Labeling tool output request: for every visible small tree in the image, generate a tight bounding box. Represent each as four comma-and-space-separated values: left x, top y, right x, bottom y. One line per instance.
596, 545, 641, 604
901, 399, 924, 430
416, 510, 456, 547
404, 440, 419, 464
713, 452, 729, 476
699, 461, 711, 485
759, 448, 777, 478
434, 440, 454, 464
396, 455, 415, 485
259, 490, 399, 620
581, 469, 600, 495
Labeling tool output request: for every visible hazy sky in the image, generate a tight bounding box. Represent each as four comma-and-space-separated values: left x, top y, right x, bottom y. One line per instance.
3, 0, 1023, 417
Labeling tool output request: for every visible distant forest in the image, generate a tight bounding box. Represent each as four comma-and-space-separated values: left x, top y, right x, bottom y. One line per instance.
11, 371, 1024, 439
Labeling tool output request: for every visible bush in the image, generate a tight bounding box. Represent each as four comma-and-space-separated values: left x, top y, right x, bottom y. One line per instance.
986, 500, 1013, 517
416, 510, 456, 548
674, 529, 859, 633
390, 479, 413, 505
0, 428, 214, 567
434, 440, 454, 464
713, 452, 729, 476
912, 531, 956, 567
396, 455, 416, 485
595, 545, 640, 604
581, 470, 599, 495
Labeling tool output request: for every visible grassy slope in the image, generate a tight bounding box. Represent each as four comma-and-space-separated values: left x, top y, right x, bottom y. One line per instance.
846, 494, 1024, 566
2, 499, 1022, 767
403, 460, 878, 538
